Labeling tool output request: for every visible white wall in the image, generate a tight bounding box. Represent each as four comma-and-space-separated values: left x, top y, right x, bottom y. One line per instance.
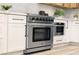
0, 3, 58, 16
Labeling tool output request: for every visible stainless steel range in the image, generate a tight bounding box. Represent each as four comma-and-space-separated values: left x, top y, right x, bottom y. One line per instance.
24, 14, 54, 54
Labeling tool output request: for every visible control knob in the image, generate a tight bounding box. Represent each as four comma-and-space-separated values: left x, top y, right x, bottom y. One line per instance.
32, 17, 35, 20
36, 17, 39, 20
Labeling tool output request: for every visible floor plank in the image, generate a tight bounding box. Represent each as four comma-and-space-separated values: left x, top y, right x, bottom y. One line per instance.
32, 45, 79, 55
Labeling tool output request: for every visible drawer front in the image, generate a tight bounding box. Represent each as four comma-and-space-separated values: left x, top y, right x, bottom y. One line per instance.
0, 14, 6, 23
71, 21, 79, 30
72, 21, 79, 25
54, 39, 63, 44
8, 15, 26, 24
53, 36, 63, 44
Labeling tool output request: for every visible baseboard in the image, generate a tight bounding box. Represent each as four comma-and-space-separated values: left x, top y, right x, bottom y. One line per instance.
1, 50, 23, 55
68, 42, 79, 46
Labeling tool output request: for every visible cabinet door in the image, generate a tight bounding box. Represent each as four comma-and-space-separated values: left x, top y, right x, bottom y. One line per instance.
0, 14, 7, 54
76, 3, 79, 8
70, 21, 79, 42
54, 3, 64, 6
8, 24, 25, 52
64, 3, 71, 8
0, 23, 3, 39
0, 23, 7, 53
64, 21, 72, 42
70, 3, 77, 8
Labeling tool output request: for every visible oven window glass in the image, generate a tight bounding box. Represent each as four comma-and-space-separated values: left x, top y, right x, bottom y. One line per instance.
33, 27, 51, 42
56, 26, 64, 35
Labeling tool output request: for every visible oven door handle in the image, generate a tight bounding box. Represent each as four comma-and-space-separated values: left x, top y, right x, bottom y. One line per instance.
25, 25, 27, 37
27, 23, 54, 26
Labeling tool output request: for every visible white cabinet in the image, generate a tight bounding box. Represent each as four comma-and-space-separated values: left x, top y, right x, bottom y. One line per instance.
54, 36, 64, 44
0, 13, 26, 54
0, 14, 7, 54
0, 23, 7, 53
0, 23, 3, 38
65, 20, 79, 42
8, 15, 26, 24
64, 20, 72, 42
7, 15, 26, 52
8, 24, 25, 52
0, 14, 5, 23
69, 21, 79, 42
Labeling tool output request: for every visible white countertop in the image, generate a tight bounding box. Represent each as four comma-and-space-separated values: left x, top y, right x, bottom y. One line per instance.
55, 17, 79, 21
0, 11, 27, 16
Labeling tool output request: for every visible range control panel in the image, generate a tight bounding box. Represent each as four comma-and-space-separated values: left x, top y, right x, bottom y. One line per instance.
27, 14, 54, 23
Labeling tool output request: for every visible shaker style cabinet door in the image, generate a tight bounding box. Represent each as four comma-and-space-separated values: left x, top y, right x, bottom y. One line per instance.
63, 3, 71, 8
8, 24, 25, 52
0, 14, 7, 54
7, 15, 26, 52
0, 23, 7, 54
70, 21, 79, 42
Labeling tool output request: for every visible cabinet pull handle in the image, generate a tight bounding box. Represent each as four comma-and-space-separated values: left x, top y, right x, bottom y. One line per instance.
56, 40, 62, 42
13, 18, 24, 21
67, 20, 68, 29
25, 25, 27, 37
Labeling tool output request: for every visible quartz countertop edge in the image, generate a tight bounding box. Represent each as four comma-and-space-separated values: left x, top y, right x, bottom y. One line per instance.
0, 11, 27, 16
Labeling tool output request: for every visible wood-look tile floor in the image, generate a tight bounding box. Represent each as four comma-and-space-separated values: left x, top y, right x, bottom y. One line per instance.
32, 45, 79, 55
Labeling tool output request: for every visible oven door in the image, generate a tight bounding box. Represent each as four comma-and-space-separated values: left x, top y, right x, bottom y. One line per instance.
26, 23, 53, 49
55, 25, 64, 35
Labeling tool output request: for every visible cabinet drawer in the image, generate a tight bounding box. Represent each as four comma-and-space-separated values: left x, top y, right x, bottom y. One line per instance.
0, 14, 6, 23
55, 39, 62, 42
72, 21, 79, 25
54, 39, 63, 44
53, 36, 64, 44
71, 21, 79, 30
8, 15, 26, 24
